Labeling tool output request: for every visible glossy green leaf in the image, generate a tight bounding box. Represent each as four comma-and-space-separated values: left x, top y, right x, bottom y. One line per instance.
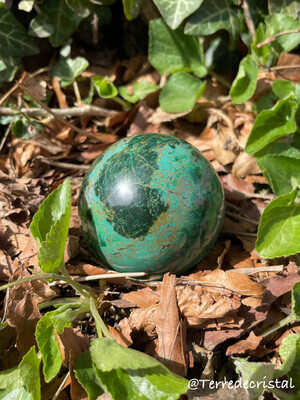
185, 0, 242, 49
52, 56, 89, 87
35, 306, 75, 382
256, 189, 300, 258
93, 76, 118, 98
0, 367, 22, 391
119, 80, 159, 103
39, 0, 83, 47
277, 334, 300, 389
256, 154, 300, 196
230, 55, 258, 104
234, 358, 275, 400
0, 55, 19, 83
292, 282, 300, 318
30, 180, 71, 273
152, 0, 204, 29
19, 347, 41, 400
149, 18, 207, 78
12, 118, 44, 140
265, 14, 300, 53
0, 388, 33, 400
272, 80, 295, 100
245, 99, 298, 155
251, 23, 271, 64
90, 338, 188, 400
66, 0, 93, 17
74, 351, 104, 400
18, 0, 34, 12
28, 15, 55, 38
159, 72, 205, 113
122, 0, 142, 20
268, 0, 299, 17
0, 9, 38, 56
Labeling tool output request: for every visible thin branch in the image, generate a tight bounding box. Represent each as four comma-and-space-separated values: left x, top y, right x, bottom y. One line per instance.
0, 105, 113, 118
260, 64, 300, 72
49, 271, 147, 286
35, 156, 90, 170
242, 0, 256, 41
257, 28, 300, 48
225, 211, 259, 226
222, 230, 257, 237
228, 265, 284, 275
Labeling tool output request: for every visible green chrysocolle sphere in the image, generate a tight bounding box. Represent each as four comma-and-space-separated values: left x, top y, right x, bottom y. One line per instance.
78, 134, 224, 275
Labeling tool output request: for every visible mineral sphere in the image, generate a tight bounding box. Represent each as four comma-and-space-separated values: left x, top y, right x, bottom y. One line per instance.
78, 134, 224, 275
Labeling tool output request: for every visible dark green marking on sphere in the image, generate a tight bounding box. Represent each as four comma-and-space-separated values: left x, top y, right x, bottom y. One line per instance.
78, 133, 224, 275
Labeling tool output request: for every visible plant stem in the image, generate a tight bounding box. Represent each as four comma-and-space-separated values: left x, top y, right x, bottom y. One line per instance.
209, 71, 232, 89
269, 388, 293, 400
260, 314, 296, 338
38, 297, 82, 310
89, 297, 113, 339
59, 263, 92, 298
0, 273, 62, 291
0, 321, 8, 331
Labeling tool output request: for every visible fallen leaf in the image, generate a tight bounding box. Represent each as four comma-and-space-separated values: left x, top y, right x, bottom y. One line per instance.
123, 287, 160, 308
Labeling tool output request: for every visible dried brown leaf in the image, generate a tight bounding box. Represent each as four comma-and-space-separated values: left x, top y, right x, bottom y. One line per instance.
123, 287, 160, 308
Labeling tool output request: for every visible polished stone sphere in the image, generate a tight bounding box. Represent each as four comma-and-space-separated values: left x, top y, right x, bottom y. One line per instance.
78, 134, 224, 275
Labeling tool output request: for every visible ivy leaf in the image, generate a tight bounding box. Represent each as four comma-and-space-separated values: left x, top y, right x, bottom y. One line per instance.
35, 305, 76, 382
30, 180, 71, 273
256, 188, 300, 258
93, 76, 118, 98
265, 14, 300, 53
122, 0, 142, 21
66, 0, 94, 18
159, 72, 206, 113
119, 80, 159, 103
268, 1, 299, 18
28, 14, 55, 38
152, 0, 204, 29
52, 56, 89, 87
0, 9, 39, 56
234, 358, 275, 400
256, 154, 300, 196
149, 18, 207, 78
74, 351, 104, 400
271, 80, 296, 100
39, 0, 83, 47
230, 55, 258, 104
90, 338, 189, 400
245, 99, 298, 155
184, 0, 242, 50
12, 118, 44, 140
18, 0, 34, 12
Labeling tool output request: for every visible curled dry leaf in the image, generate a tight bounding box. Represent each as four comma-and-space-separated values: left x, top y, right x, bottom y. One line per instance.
212, 125, 240, 166
123, 287, 160, 308
232, 151, 261, 178
155, 273, 187, 375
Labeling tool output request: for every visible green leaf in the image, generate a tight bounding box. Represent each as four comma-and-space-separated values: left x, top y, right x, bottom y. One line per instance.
149, 18, 207, 78
19, 347, 41, 400
184, 0, 242, 50
0, 9, 39, 56
0, 367, 22, 391
159, 72, 205, 113
12, 118, 44, 140
292, 282, 300, 318
268, 0, 300, 17
256, 189, 300, 258
122, 0, 142, 21
230, 55, 258, 104
271, 80, 296, 100
234, 358, 275, 400
265, 14, 300, 53
251, 23, 271, 64
93, 76, 118, 98
66, 0, 93, 18
152, 0, 204, 29
119, 80, 159, 103
39, 0, 83, 47
35, 306, 75, 382
74, 351, 104, 400
245, 99, 298, 155
0, 55, 19, 84
30, 180, 71, 273
277, 334, 300, 389
256, 154, 300, 196
0, 387, 33, 400
18, 0, 34, 12
52, 56, 89, 87
28, 15, 55, 38
90, 338, 188, 400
